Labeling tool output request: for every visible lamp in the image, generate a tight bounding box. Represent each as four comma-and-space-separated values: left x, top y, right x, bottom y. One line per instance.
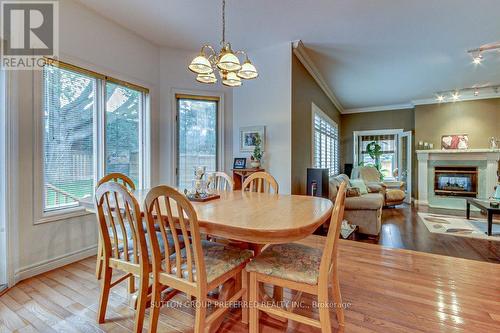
237, 59, 258, 79
188, 55, 212, 74
196, 72, 217, 84
187, 0, 258, 87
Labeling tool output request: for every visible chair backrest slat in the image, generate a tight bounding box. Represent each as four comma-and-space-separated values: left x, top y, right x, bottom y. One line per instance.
97, 172, 136, 191
95, 182, 146, 267
319, 181, 347, 285
145, 186, 207, 287
210, 171, 234, 191
103, 192, 120, 259
242, 171, 279, 194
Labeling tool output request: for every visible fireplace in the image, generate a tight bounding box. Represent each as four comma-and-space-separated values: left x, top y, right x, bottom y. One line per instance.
434, 166, 478, 197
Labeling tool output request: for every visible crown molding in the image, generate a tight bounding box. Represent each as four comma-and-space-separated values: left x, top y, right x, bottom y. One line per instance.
292, 40, 344, 113
343, 92, 500, 114
343, 103, 414, 114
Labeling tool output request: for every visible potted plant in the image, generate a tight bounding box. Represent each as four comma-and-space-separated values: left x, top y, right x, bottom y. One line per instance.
365, 141, 385, 180
250, 133, 262, 168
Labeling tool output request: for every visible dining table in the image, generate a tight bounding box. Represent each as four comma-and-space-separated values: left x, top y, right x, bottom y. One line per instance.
81, 188, 333, 330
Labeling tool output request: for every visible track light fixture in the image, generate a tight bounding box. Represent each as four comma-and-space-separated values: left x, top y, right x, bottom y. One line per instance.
467, 42, 500, 65
435, 84, 500, 103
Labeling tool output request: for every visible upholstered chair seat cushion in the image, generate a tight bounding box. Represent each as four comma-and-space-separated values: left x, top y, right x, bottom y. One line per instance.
118, 232, 182, 262
386, 189, 406, 202
245, 243, 323, 285
166, 241, 253, 283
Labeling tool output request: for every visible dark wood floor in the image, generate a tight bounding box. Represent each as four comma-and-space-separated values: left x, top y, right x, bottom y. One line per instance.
355, 203, 500, 264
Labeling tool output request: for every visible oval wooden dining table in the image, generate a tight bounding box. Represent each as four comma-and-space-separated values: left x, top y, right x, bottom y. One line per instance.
81, 189, 333, 330
150, 189, 332, 243
83, 189, 334, 244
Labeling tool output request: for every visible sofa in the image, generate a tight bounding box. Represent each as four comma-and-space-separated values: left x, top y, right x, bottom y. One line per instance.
329, 174, 384, 236
351, 166, 406, 207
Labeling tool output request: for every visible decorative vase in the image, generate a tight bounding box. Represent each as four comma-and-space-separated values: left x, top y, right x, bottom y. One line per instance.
250, 160, 260, 168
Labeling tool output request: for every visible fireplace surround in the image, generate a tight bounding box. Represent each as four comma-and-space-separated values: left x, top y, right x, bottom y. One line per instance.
416, 149, 500, 209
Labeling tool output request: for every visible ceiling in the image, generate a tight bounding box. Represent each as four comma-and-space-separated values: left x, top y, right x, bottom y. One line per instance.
76, 0, 500, 110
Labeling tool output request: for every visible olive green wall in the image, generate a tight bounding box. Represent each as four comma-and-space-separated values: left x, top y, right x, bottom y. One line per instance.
340, 109, 415, 168
414, 98, 500, 149
291, 54, 341, 195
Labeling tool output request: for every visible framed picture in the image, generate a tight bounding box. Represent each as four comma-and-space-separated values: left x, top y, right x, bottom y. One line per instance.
441, 134, 469, 150
240, 126, 266, 152
233, 157, 247, 169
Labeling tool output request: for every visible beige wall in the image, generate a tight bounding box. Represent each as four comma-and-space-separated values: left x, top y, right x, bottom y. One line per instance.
291, 54, 341, 195
340, 109, 415, 168
415, 98, 500, 149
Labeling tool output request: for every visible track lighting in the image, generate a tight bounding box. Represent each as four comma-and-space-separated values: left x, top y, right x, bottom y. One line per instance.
467, 42, 500, 65
434, 84, 500, 103
472, 54, 483, 65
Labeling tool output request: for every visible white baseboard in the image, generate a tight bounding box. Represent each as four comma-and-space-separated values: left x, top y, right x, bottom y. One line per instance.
414, 199, 429, 206
14, 244, 98, 283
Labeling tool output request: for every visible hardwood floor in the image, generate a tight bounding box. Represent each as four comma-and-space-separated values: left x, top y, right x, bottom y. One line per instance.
1, 237, 499, 332
356, 203, 500, 263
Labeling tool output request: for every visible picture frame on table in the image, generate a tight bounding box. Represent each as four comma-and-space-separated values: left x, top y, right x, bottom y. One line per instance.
240, 126, 266, 152
233, 158, 247, 169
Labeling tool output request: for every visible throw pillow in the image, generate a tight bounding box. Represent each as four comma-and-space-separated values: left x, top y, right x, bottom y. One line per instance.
349, 179, 368, 195
346, 187, 361, 197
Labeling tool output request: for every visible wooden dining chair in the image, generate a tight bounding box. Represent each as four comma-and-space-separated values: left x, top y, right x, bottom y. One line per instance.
95, 173, 136, 292
94, 181, 149, 333
246, 181, 347, 333
210, 171, 234, 191
242, 171, 279, 194
144, 185, 254, 333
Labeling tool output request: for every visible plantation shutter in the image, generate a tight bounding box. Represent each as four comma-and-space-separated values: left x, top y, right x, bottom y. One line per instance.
313, 112, 339, 176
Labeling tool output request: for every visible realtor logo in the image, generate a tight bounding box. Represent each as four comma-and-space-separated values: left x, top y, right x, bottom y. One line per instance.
1, 1, 58, 69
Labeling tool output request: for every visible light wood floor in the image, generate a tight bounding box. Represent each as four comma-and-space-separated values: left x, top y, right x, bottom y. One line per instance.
1, 237, 499, 332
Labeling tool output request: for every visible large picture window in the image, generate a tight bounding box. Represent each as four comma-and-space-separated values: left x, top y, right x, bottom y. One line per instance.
176, 95, 219, 190
39, 61, 149, 217
43, 66, 96, 211
312, 104, 339, 176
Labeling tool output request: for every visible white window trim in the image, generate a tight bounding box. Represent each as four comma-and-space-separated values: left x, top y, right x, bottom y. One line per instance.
352, 129, 404, 180
33, 64, 151, 224
171, 89, 225, 186
311, 102, 339, 176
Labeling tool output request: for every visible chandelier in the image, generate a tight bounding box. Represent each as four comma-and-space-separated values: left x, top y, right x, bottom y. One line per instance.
188, 0, 258, 87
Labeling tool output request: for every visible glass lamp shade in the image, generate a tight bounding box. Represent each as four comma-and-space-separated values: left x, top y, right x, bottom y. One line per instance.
222, 71, 242, 87
188, 55, 213, 74
196, 72, 217, 84
237, 60, 258, 79
217, 52, 242, 72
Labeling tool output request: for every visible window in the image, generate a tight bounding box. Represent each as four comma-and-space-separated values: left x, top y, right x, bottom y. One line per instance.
176, 95, 219, 190
39, 60, 149, 217
43, 66, 96, 211
352, 129, 407, 181
312, 104, 339, 176
105, 82, 142, 185
358, 134, 397, 179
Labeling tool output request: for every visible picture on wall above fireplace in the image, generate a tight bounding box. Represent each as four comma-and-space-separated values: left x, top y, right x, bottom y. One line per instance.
441, 134, 469, 150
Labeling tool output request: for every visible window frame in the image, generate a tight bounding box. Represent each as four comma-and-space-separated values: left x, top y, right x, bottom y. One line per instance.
352, 129, 403, 180
33, 59, 150, 224
311, 103, 340, 176
171, 90, 225, 187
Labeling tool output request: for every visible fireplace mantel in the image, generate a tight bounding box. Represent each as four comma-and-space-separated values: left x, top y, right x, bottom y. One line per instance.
416, 149, 500, 207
